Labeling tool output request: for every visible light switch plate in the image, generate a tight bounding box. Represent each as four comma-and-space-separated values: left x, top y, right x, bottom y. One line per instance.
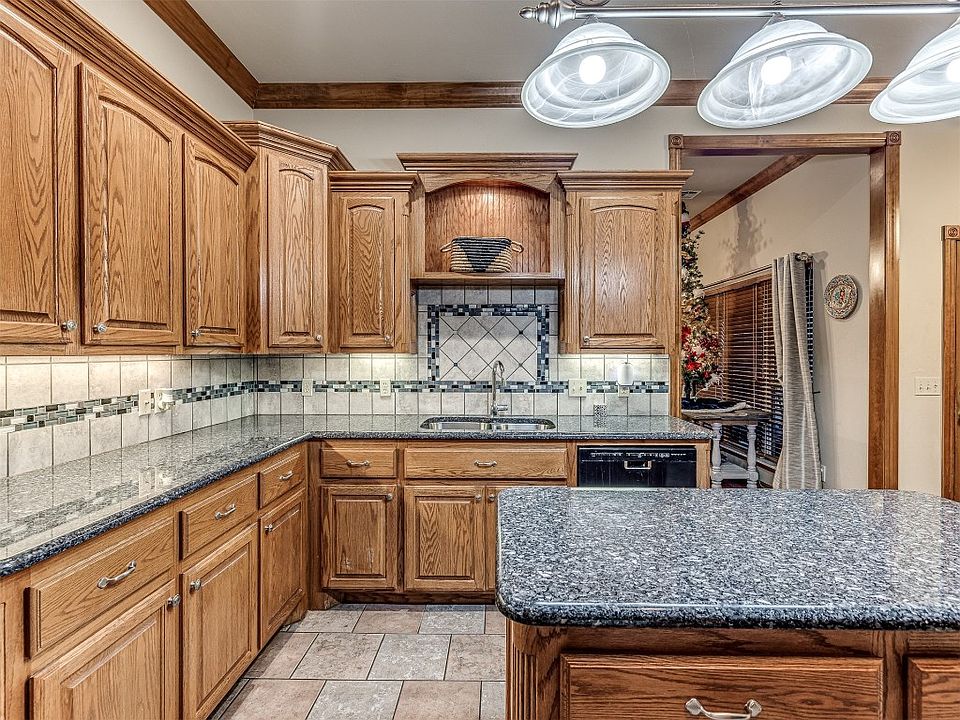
301, 378, 314, 397
379, 378, 392, 397
137, 389, 153, 416
915, 376, 941, 396
569, 378, 587, 397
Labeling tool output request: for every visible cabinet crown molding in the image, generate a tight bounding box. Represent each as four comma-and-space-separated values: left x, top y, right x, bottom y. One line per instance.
397, 152, 577, 173
559, 171, 694, 192
225, 121, 353, 170
330, 171, 420, 192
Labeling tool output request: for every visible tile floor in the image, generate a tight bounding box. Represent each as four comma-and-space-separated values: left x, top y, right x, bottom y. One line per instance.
211, 604, 507, 720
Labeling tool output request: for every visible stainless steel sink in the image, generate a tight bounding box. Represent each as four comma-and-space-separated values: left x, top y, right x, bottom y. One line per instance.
419, 416, 556, 432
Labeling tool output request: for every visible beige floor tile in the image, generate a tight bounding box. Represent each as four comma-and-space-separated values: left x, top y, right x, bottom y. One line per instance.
368, 633, 450, 680
481, 681, 506, 720
245, 632, 317, 679
292, 633, 383, 680
209, 679, 248, 720
419, 604, 485, 634
393, 681, 481, 720
221, 679, 324, 720
289, 605, 365, 633
446, 635, 506, 681
355, 604, 424, 634
307, 680, 402, 720
484, 606, 506, 635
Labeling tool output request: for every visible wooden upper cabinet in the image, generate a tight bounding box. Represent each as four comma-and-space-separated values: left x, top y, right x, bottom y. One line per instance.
31, 581, 179, 720
184, 136, 244, 348
330, 173, 417, 352
267, 155, 328, 349
0, 11, 77, 348
79, 65, 182, 347
561, 173, 690, 354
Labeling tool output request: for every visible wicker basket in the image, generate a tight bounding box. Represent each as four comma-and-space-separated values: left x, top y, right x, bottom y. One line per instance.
439, 236, 524, 274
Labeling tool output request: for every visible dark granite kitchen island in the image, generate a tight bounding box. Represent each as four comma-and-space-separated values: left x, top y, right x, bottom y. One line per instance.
496, 487, 960, 720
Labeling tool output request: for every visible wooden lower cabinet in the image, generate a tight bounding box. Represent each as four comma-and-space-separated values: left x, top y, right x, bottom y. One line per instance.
403, 485, 486, 592
321, 484, 399, 590
181, 523, 259, 720
30, 581, 179, 720
260, 491, 307, 645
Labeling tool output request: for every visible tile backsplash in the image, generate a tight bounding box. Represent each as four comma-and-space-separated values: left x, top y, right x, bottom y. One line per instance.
0, 287, 669, 477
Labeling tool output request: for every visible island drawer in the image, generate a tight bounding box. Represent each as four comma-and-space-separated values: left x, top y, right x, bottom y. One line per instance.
321, 442, 397, 478
180, 473, 258, 558
907, 657, 960, 718
404, 444, 568, 479
559, 654, 883, 720
259, 448, 304, 507
27, 515, 175, 656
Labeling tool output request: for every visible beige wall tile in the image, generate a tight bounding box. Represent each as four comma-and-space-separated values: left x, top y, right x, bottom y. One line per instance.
7, 363, 51, 409
8, 427, 52, 475
51, 362, 89, 405
89, 361, 120, 400
119, 360, 148, 396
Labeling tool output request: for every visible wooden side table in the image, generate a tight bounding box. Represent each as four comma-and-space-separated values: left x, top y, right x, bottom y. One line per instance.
681, 408, 771, 489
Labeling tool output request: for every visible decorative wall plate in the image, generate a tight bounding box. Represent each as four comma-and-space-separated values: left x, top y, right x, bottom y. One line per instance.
824, 274, 859, 319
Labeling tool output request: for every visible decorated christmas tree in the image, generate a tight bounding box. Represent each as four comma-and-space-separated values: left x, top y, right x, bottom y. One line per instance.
680, 211, 722, 400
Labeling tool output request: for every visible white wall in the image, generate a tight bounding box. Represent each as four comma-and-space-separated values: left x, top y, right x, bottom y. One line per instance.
697, 156, 870, 490
73, 0, 251, 119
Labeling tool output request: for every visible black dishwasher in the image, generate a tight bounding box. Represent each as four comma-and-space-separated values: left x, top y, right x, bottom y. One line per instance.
577, 446, 697, 489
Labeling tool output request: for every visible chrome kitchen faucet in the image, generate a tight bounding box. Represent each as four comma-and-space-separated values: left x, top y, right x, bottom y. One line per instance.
490, 361, 508, 417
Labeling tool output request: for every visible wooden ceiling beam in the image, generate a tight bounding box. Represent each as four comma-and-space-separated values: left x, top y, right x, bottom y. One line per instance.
143, 0, 259, 107
687, 154, 813, 232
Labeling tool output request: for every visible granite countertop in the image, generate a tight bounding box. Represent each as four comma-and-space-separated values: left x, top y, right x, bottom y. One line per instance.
0, 414, 709, 577
496, 487, 960, 631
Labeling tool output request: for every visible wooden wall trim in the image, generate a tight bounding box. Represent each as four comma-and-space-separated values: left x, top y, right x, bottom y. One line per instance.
225, 121, 354, 170
143, 0, 258, 107
670, 132, 895, 157
687, 155, 812, 232
397, 153, 577, 172
944, 225, 960, 500
3, 0, 255, 169
329, 172, 420, 192
558, 171, 693, 192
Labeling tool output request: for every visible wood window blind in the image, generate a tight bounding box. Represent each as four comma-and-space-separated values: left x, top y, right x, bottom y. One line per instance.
701, 264, 813, 468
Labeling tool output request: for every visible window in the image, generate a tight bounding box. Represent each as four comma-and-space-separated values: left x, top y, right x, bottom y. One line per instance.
701, 264, 814, 469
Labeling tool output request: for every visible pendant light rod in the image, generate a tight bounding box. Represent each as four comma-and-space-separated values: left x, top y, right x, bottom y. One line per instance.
520, 0, 960, 28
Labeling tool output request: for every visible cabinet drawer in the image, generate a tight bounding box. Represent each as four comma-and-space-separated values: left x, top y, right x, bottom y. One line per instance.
908, 657, 960, 719
404, 444, 568, 479
259, 449, 304, 507
322, 442, 397, 478
560, 654, 883, 720
28, 516, 175, 656
181, 474, 258, 558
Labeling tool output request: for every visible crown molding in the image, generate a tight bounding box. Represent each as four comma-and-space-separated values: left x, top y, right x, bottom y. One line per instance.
559, 171, 694, 192
225, 121, 353, 170
329, 172, 420, 192
397, 153, 577, 172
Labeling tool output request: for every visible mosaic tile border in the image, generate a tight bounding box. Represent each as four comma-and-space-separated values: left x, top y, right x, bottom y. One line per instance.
426, 303, 550, 383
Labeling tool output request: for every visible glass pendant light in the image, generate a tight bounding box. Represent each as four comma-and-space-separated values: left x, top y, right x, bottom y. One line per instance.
870, 20, 960, 123
698, 17, 873, 128
521, 21, 671, 128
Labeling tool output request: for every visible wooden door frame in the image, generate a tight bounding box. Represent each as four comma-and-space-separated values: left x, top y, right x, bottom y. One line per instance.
668, 132, 901, 491
943, 226, 960, 499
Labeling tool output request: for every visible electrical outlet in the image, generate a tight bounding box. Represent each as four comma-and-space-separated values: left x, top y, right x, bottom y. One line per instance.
915, 376, 941, 396
137, 389, 153, 416
569, 378, 587, 398
379, 378, 392, 397
301, 378, 314, 397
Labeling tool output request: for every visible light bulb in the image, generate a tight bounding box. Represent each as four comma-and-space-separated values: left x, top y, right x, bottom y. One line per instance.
760, 54, 793, 85
946, 57, 960, 82
578, 54, 607, 84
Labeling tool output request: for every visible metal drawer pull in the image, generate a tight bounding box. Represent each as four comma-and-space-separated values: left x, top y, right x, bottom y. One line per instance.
167, 594, 181, 608
189, 579, 203, 592
278, 471, 294, 480
685, 698, 762, 719
214, 503, 237, 520
474, 460, 498, 468
385, 493, 394, 501
97, 560, 137, 589
264, 523, 275, 534
475, 494, 483, 501
488, 493, 496, 502
346, 460, 371, 468
624, 461, 653, 471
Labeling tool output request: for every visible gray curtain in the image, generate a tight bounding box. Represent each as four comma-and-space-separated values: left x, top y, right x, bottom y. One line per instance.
771, 255, 821, 489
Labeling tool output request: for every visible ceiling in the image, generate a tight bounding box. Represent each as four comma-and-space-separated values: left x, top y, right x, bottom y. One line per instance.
683, 155, 781, 216
189, 0, 954, 83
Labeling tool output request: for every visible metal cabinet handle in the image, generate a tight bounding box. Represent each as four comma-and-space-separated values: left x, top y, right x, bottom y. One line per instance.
488, 493, 496, 502
346, 460, 371, 468
685, 698, 762, 719
385, 493, 394, 502
279, 471, 294, 481
264, 523, 275, 534
315, 334, 323, 343
93, 322, 107, 334
189, 579, 202, 592
191, 329, 203, 338
167, 594, 181, 608
474, 460, 498, 468
61, 319, 77, 332
474, 493, 483, 501
582, 335, 591, 344
214, 503, 237, 520
97, 560, 137, 589
383, 334, 392, 344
